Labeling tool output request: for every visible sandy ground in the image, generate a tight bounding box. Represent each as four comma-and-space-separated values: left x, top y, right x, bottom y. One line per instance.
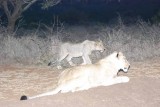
0, 57, 160, 107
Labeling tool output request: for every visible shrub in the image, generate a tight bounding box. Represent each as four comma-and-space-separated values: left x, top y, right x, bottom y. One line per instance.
0, 20, 159, 66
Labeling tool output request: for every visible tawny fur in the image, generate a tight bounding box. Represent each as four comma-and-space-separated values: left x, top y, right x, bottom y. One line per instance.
49, 39, 105, 69
21, 51, 130, 100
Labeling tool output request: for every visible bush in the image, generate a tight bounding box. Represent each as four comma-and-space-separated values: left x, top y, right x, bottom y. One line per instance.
152, 10, 160, 24
0, 20, 160, 66
0, 32, 60, 65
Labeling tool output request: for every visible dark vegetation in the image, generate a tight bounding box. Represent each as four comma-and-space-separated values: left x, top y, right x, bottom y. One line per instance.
0, 0, 160, 66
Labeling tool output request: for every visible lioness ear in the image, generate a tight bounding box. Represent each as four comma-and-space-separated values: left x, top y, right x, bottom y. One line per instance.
112, 51, 118, 57
117, 52, 123, 58
116, 53, 119, 58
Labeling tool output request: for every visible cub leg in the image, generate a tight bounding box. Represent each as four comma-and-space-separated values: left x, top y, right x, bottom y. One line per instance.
66, 55, 76, 66
57, 53, 68, 69
81, 54, 92, 65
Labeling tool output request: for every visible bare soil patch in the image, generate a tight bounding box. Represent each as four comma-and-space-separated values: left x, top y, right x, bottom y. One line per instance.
0, 57, 160, 107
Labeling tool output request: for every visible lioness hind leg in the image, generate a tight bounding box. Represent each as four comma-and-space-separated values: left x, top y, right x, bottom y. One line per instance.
73, 86, 90, 92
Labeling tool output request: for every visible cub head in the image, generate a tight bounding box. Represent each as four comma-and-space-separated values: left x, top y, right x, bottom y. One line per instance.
109, 52, 130, 73
94, 39, 105, 52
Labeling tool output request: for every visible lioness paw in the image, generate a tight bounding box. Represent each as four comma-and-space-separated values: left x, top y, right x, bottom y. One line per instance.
121, 76, 130, 83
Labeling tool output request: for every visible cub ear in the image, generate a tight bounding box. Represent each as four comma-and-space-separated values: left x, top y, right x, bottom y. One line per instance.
94, 42, 98, 46
97, 38, 102, 42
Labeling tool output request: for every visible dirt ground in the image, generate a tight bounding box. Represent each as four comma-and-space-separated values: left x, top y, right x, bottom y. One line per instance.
0, 57, 160, 107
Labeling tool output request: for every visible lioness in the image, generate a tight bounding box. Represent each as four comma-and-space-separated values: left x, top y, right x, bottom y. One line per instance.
21, 51, 130, 100
48, 39, 105, 69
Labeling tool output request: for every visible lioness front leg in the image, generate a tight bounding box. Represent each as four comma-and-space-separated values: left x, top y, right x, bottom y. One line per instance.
102, 76, 129, 86
113, 76, 130, 83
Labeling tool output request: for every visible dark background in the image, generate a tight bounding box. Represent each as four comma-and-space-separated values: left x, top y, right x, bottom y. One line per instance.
22, 0, 160, 26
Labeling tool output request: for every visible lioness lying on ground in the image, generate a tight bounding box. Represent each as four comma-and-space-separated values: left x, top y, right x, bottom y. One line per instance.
48, 39, 105, 69
21, 51, 130, 100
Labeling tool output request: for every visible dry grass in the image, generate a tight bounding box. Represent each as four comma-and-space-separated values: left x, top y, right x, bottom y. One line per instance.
0, 20, 160, 102
99, 22, 160, 61
0, 20, 160, 66
0, 33, 60, 65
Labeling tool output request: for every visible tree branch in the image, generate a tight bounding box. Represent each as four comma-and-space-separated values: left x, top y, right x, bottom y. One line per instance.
2, 1, 11, 18
12, 1, 23, 18
9, 0, 15, 8
23, 0, 38, 12
41, 0, 61, 9
22, 0, 30, 3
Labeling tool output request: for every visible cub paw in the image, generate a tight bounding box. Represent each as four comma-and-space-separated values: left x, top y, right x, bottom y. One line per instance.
57, 66, 63, 69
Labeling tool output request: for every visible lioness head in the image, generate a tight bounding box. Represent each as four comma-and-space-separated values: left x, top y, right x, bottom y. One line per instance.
108, 52, 130, 72
115, 52, 130, 73
94, 40, 105, 52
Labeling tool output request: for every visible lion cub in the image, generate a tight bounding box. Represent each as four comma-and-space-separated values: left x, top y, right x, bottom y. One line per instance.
48, 39, 105, 69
